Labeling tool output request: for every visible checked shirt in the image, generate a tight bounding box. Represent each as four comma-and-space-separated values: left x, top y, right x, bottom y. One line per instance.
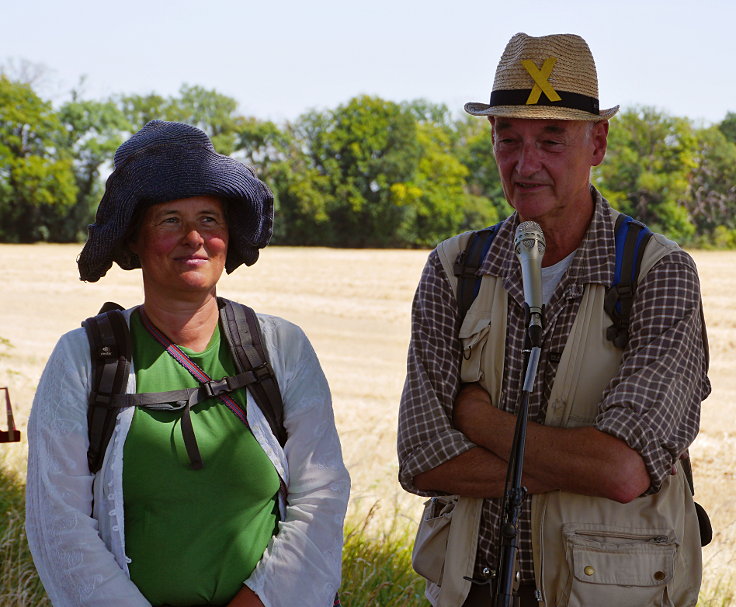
397, 188, 711, 583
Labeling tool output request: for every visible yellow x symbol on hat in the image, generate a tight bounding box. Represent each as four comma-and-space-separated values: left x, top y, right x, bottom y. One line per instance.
522, 57, 562, 105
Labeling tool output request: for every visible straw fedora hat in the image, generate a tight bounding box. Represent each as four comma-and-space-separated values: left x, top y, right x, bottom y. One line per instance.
465, 33, 618, 121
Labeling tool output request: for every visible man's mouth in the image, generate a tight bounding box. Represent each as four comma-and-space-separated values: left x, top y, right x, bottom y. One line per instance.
516, 182, 546, 189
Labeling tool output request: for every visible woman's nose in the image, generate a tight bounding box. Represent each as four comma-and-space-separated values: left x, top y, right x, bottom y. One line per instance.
182, 226, 205, 247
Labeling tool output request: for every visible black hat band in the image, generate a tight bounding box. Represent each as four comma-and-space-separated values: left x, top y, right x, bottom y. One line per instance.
489, 89, 600, 115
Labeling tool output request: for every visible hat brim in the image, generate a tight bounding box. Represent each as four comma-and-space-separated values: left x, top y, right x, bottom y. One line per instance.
78, 147, 273, 282
464, 101, 619, 121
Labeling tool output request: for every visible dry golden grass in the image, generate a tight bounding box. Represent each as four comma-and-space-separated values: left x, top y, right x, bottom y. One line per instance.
0, 244, 734, 593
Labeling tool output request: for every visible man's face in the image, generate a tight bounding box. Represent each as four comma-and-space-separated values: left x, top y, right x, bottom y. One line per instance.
490, 117, 608, 225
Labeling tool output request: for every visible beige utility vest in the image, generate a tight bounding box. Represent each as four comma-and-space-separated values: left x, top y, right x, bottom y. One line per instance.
434, 210, 702, 607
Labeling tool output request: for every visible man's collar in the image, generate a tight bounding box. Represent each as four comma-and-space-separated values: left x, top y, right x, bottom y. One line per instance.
478, 186, 616, 287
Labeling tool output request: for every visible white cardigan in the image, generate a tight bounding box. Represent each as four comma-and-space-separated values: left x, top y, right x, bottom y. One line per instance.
26, 308, 351, 607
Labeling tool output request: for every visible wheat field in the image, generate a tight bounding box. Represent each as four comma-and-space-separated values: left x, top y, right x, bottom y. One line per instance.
0, 243, 734, 595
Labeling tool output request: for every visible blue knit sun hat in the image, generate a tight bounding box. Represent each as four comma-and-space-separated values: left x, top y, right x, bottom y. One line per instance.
77, 120, 274, 282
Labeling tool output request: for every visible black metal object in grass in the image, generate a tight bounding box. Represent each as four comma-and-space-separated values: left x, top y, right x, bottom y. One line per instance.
0, 387, 20, 443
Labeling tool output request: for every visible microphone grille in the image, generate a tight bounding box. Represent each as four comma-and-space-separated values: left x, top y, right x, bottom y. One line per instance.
515, 221, 546, 255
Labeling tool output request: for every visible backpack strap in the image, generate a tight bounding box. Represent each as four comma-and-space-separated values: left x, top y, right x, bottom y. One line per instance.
604, 214, 653, 348
83, 299, 288, 473
83, 303, 131, 473
219, 298, 287, 448
453, 223, 502, 321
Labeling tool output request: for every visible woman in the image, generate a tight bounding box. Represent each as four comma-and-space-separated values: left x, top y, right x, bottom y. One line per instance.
25, 121, 350, 607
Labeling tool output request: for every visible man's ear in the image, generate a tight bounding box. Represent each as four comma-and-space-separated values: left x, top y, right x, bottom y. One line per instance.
591, 120, 609, 167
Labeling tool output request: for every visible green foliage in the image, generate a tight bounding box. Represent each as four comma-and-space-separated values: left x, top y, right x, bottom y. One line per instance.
117, 92, 168, 131
1, 75, 735, 247
687, 126, 736, 240
0, 76, 78, 242
118, 85, 242, 155
718, 112, 736, 144
595, 107, 697, 243
453, 116, 509, 218
56, 98, 131, 241
300, 95, 422, 247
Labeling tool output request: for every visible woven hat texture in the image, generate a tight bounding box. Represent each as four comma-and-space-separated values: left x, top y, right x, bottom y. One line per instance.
78, 120, 274, 282
465, 33, 619, 121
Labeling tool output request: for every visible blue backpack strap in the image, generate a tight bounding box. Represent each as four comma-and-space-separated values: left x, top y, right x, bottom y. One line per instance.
604, 214, 653, 348
453, 222, 502, 321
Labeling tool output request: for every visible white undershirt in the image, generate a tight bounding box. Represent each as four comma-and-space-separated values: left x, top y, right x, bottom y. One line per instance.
541, 250, 576, 304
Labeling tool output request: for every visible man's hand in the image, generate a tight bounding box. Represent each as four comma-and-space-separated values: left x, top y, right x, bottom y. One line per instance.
414, 382, 555, 497
452, 383, 651, 503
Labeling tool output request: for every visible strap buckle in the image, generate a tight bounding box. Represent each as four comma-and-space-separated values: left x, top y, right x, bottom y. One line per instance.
252, 362, 273, 382
203, 377, 232, 398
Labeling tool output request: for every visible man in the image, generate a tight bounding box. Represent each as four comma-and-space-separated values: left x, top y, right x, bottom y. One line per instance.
397, 33, 710, 607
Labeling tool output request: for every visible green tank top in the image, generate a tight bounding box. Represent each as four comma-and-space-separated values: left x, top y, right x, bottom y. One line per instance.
123, 310, 280, 606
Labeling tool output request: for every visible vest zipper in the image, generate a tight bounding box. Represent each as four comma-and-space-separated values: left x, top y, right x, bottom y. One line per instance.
572, 529, 671, 543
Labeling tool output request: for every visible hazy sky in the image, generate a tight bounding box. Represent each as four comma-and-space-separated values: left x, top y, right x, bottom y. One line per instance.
3, 0, 734, 125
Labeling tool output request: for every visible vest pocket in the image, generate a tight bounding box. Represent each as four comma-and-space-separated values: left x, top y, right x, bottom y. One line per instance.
560, 523, 677, 607
411, 495, 457, 585
458, 314, 492, 383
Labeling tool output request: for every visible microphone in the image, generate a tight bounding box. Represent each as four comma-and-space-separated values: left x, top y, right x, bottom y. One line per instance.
514, 221, 546, 348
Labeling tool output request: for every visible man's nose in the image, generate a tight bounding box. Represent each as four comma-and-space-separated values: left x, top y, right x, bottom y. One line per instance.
516, 142, 543, 176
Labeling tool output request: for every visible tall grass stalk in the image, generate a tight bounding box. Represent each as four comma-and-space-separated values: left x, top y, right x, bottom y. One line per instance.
340, 502, 429, 606
0, 469, 50, 607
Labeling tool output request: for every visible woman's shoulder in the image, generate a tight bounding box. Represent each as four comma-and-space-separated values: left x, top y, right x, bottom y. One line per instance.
255, 312, 307, 341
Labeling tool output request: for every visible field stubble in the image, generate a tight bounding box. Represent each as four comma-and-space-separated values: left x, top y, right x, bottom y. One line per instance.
0, 244, 734, 596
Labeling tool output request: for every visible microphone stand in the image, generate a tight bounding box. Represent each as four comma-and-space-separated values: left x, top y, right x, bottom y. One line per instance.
492, 304, 542, 607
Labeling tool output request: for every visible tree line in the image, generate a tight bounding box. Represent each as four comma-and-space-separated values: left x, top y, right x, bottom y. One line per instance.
1, 74, 735, 248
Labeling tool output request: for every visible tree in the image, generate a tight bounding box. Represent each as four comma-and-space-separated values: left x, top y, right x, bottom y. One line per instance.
395, 102, 499, 246
55, 97, 131, 241
118, 86, 243, 155
687, 126, 736, 245
718, 111, 736, 144
452, 115, 509, 227
595, 107, 697, 242
293, 96, 422, 246
0, 76, 77, 242
117, 92, 168, 131
167, 85, 241, 154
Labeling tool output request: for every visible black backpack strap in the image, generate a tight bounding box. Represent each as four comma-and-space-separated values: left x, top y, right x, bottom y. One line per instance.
219, 298, 287, 447
83, 305, 131, 473
604, 214, 653, 348
453, 223, 502, 321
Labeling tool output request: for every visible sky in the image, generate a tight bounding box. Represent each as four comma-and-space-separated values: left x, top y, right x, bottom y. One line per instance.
2, 0, 734, 126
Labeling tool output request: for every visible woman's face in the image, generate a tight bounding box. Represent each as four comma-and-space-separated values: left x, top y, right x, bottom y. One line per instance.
129, 196, 229, 299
